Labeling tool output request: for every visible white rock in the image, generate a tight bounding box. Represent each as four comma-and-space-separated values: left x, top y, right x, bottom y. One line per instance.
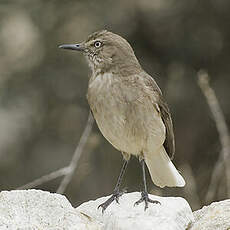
0, 190, 194, 230
77, 192, 194, 230
190, 199, 230, 230
0, 189, 102, 230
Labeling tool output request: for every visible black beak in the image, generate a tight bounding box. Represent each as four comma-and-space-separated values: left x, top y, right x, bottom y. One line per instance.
58, 43, 85, 51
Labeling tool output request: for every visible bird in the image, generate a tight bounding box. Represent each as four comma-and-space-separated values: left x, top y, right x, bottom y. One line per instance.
59, 30, 185, 212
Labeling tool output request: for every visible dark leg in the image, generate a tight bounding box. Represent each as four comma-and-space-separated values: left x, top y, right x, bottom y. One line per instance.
98, 159, 129, 213
134, 159, 161, 210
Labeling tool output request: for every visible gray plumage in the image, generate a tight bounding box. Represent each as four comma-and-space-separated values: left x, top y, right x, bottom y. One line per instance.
60, 30, 185, 190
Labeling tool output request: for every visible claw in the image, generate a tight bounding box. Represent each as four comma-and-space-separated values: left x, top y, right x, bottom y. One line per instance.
98, 190, 126, 213
134, 191, 161, 210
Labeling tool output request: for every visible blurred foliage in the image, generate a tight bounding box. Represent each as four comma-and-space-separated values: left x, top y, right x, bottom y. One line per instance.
0, 0, 229, 211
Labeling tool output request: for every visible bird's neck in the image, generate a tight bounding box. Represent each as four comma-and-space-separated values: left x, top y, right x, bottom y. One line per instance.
91, 59, 142, 79
116, 60, 142, 77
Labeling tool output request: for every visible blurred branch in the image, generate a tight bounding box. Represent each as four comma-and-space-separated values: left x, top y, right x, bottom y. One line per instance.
182, 164, 201, 210
198, 70, 230, 202
17, 167, 70, 190
17, 112, 94, 192
204, 155, 223, 203
56, 112, 94, 194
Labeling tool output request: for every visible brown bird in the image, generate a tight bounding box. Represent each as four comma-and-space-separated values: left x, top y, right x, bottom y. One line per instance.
59, 30, 185, 212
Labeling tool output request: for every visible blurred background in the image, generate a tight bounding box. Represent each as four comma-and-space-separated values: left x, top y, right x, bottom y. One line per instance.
0, 0, 229, 211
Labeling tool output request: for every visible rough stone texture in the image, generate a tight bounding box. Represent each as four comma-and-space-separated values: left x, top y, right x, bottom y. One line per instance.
0, 189, 102, 230
0, 190, 194, 230
1, 189, 229, 230
190, 199, 230, 230
77, 192, 194, 230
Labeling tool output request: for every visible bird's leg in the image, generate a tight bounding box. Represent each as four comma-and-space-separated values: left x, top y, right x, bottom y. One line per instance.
98, 159, 129, 213
134, 159, 161, 210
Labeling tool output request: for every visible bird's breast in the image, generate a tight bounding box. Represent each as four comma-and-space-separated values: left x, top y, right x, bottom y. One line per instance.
87, 72, 125, 128
87, 72, 165, 154
87, 72, 137, 153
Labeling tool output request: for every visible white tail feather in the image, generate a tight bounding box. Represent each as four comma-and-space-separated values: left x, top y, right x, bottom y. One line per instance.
145, 146, 185, 188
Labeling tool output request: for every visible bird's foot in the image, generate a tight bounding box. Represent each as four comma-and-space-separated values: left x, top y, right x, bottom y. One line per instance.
134, 191, 161, 210
98, 189, 126, 213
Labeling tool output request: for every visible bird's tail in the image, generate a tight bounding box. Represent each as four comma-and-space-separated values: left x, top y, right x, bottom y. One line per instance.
145, 146, 185, 188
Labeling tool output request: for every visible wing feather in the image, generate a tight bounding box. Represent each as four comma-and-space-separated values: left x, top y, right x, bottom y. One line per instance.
142, 73, 175, 159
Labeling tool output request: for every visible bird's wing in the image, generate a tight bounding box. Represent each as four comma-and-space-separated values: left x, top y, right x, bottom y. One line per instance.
158, 94, 175, 159
142, 73, 175, 160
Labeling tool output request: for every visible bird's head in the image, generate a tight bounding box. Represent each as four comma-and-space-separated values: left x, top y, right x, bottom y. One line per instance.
59, 30, 141, 74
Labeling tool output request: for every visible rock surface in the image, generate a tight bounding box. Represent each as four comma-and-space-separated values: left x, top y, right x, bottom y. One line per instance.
0, 189, 102, 230
0, 190, 194, 230
77, 192, 194, 230
190, 199, 230, 230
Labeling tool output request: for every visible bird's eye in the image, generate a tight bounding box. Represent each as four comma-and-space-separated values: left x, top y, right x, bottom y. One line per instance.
94, 41, 102, 48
